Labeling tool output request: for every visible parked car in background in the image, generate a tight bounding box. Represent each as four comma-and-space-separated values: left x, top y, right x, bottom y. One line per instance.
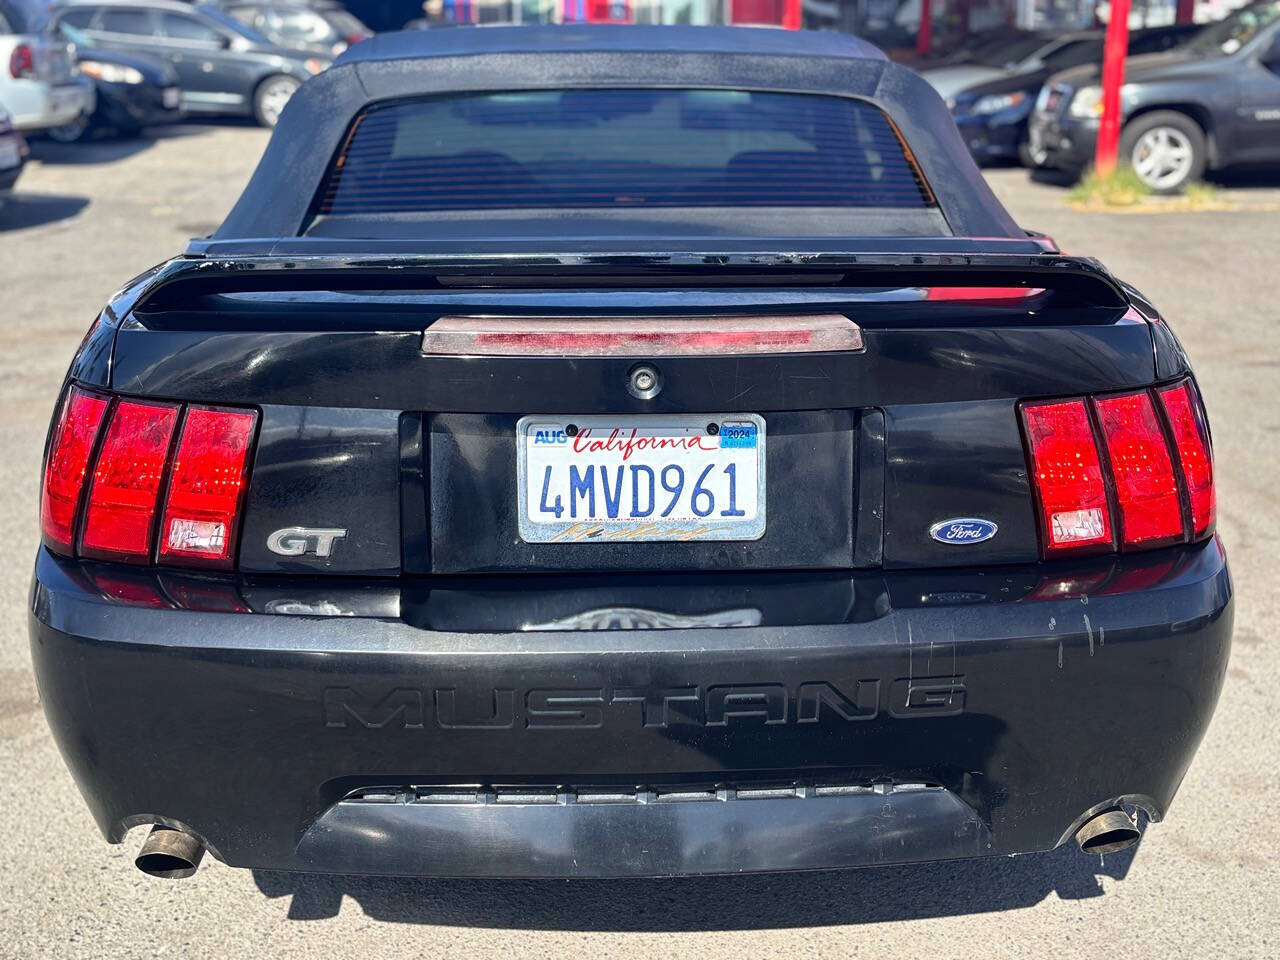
48, 0, 330, 125
0, 104, 28, 207
897, 26, 1040, 69
921, 31, 1082, 100
1031, 0, 1280, 191
950, 23, 1200, 166
47, 21, 182, 140
0, 0, 95, 132
216, 1, 370, 57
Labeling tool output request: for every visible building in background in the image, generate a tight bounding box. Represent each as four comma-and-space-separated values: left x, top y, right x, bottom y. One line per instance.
345, 0, 1249, 46
387, 0, 796, 25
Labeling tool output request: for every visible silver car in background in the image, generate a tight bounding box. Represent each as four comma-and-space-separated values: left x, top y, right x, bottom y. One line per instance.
0, 0, 95, 132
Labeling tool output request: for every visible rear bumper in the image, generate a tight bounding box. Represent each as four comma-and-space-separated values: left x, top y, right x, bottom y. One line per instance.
30, 541, 1232, 877
95, 84, 184, 130
10, 79, 95, 131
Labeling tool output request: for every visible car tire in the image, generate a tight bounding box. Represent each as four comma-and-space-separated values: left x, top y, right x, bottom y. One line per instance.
252, 75, 302, 128
46, 114, 92, 144
1017, 136, 1045, 169
1120, 110, 1206, 195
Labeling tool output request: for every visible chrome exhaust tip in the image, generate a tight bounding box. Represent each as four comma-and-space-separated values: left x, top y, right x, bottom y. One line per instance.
1075, 807, 1140, 856
135, 825, 205, 879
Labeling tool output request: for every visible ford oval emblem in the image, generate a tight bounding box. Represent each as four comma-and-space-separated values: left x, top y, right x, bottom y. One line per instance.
930, 518, 998, 545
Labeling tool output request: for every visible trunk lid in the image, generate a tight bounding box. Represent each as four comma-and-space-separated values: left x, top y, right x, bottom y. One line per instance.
106, 254, 1153, 576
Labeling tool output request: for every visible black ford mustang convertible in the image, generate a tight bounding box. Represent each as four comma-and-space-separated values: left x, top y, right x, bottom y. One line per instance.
30, 26, 1231, 880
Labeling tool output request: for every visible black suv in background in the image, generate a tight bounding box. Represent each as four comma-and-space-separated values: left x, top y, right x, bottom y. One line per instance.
1030, 0, 1280, 191
49, 0, 330, 125
951, 24, 1199, 167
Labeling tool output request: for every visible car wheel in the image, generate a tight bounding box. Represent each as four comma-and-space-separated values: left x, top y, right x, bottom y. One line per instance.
1017, 136, 1046, 169
47, 114, 92, 144
1120, 111, 1206, 194
253, 75, 301, 128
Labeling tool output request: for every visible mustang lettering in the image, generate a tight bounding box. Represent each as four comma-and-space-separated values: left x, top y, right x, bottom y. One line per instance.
321, 678, 964, 730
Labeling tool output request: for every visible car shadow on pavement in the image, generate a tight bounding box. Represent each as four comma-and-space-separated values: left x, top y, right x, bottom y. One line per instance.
0, 193, 89, 231
26, 137, 157, 166
1206, 166, 1280, 189
1027, 166, 1081, 188
177, 116, 261, 129
252, 839, 1140, 928
25, 125, 213, 166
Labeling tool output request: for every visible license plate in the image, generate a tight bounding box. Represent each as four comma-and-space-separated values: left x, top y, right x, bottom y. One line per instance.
52, 88, 79, 113
517, 414, 765, 543
163, 87, 180, 109
0, 136, 19, 171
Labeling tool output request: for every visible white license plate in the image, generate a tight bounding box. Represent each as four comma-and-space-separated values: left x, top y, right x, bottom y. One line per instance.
163, 87, 180, 109
0, 136, 19, 171
517, 414, 765, 543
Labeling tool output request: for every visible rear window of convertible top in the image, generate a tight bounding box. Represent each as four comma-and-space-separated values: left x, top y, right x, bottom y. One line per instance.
310, 89, 936, 218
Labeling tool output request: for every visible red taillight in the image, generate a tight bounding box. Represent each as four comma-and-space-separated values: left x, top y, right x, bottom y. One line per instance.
1158, 381, 1215, 537
1022, 379, 1216, 559
79, 400, 180, 563
9, 43, 35, 79
1095, 392, 1184, 548
1021, 399, 1113, 555
40, 387, 110, 551
41, 388, 260, 568
159, 407, 258, 568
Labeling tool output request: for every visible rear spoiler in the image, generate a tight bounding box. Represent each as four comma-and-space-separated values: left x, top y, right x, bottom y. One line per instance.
112, 251, 1131, 322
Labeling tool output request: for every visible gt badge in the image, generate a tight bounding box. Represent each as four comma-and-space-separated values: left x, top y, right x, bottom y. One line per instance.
267, 526, 348, 558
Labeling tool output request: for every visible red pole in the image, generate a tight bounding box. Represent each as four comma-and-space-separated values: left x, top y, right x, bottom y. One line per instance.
917, 0, 932, 56
1175, 0, 1194, 23
1095, 0, 1131, 176
782, 0, 802, 29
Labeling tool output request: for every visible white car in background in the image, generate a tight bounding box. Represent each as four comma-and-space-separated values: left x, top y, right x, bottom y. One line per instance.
1, 0, 95, 132
0, 104, 28, 207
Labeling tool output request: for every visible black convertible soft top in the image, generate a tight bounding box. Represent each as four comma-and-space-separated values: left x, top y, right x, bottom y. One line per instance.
210, 25, 1026, 254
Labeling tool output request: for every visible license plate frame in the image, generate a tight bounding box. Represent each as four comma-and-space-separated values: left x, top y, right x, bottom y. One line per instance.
516, 414, 766, 544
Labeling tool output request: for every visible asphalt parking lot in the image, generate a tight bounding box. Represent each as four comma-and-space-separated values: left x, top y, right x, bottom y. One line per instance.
1, 124, 1277, 958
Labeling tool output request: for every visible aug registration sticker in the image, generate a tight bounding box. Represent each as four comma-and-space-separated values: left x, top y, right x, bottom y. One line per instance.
516, 414, 766, 543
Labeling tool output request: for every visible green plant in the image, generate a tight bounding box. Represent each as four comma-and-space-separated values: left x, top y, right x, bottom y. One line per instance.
1068, 166, 1152, 208
1182, 181, 1220, 206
